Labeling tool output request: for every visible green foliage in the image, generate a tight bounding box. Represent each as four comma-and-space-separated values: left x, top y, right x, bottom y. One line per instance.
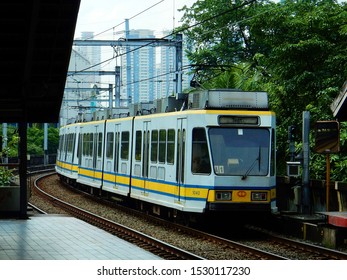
0, 167, 13, 186
27, 126, 44, 155
1, 124, 59, 158
180, 0, 347, 180
0, 126, 19, 159
27, 125, 59, 155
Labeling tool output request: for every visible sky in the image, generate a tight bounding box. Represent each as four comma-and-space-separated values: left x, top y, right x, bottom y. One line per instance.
74, 0, 196, 39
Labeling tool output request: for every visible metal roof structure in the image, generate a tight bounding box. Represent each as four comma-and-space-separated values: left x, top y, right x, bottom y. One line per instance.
0, 0, 80, 218
0, 0, 81, 123
331, 81, 347, 121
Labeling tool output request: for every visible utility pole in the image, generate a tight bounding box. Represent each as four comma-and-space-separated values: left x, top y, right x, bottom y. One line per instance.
108, 84, 113, 109
175, 33, 183, 96
115, 66, 121, 107
302, 111, 311, 214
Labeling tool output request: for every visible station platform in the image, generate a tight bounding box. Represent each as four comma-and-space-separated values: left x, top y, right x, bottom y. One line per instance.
320, 211, 347, 228
0, 215, 162, 260
272, 211, 347, 249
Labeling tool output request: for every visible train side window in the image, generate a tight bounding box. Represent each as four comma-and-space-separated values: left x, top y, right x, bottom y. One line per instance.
106, 132, 114, 159
191, 128, 211, 174
151, 130, 158, 163
114, 132, 120, 172
83, 133, 93, 157
71, 133, 76, 160
61, 134, 66, 154
135, 130, 142, 161
58, 135, 63, 152
67, 133, 74, 153
82, 133, 87, 156
90, 133, 93, 156
167, 129, 175, 164
64, 134, 69, 161
77, 134, 81, 160
87, 133, 91, 156
98, 133, 103, 158
86, 133, 90, 156
159, 129, 166, 163
121, 131, 129, 160
70, 133, 74, 153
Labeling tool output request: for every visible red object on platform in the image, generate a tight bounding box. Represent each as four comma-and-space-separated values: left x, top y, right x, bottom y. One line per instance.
326, 212, 347, 228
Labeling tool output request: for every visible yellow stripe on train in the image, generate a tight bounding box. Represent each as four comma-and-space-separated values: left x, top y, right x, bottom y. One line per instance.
56, 160, 78, 172
78, 168, 103, 180
103, 173, 130, 185
131, 178, 209, 199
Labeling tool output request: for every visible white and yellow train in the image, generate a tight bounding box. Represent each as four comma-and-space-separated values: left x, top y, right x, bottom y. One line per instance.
56, 89, 277, 222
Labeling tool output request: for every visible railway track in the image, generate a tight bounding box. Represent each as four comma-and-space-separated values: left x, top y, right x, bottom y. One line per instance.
30, 172, 283, 259
239, 226, 347, 260
31, 172, 347, 260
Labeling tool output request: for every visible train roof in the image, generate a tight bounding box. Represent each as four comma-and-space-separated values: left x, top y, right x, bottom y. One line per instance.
65, 89, 271, 125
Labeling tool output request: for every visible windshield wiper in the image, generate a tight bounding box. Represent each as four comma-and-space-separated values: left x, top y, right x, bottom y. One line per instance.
241, 147, 261, 180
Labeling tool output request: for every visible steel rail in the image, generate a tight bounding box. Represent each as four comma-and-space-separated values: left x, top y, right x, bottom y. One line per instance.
53, 173, 287, 260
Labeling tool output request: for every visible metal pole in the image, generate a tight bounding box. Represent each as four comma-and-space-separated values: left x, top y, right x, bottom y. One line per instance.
109, 84, 113, 109
115, 66, 121, 107
19, 122, 27, 219
175, 34, 183, 96
2, 123, 8, 164
302, 111, 311, 214
326, 154, 330, 211
44, 123, 48, 166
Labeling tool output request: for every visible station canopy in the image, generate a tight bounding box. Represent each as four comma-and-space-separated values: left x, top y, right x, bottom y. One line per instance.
0, 0, 80, 123
331, 81, 347, 121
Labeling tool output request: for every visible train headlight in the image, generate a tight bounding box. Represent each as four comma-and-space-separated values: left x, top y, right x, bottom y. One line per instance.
251, 192, 267, 201
215, 191, 232, 201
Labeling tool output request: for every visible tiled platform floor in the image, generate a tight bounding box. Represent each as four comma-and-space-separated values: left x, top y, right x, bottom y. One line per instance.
0, 215, 162, 260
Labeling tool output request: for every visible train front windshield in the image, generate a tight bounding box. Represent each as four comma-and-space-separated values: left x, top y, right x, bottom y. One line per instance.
209, 128, 270, 177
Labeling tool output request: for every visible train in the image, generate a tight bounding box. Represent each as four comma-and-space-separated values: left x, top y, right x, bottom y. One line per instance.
56, 89, 277, 223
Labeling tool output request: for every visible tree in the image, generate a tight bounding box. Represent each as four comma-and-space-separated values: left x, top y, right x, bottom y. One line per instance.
179, 0, 347, 179
27, 125, 59, 156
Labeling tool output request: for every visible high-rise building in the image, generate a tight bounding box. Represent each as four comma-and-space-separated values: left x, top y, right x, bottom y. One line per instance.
120, 29, 156, 105
157, 31, 192, 99
76, 32, 102, 73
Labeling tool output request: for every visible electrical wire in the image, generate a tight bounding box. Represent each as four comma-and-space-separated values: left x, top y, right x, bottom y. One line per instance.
80, 0, 165, 41
68, 0, 257, 87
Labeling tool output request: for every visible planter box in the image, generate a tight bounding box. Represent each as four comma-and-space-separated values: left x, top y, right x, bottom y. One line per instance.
0, 186, 20, 211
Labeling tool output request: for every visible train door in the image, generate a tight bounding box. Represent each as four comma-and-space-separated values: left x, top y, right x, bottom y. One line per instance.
175, 118, 187, 203
92, 125, 102, 185
92, 126, 97, 183
78, 127, 83, 167
142, 121, 150, 194
114, 124, 121, 184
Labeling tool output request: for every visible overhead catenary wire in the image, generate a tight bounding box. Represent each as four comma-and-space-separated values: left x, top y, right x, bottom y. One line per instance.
80, 0, 166, 41
69, 0, 258, 84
